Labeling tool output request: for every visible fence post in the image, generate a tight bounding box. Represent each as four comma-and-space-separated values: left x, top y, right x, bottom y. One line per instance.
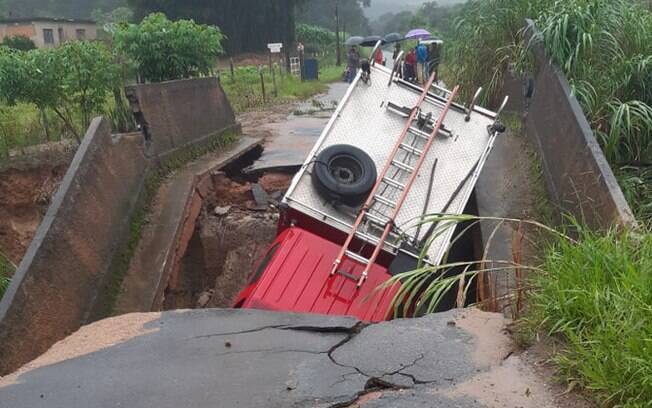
259, 65, 266, 103
230, 58, 235, 82
271, 64, 278, 97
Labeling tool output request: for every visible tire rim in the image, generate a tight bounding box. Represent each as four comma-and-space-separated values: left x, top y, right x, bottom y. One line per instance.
329, 155, 364, 185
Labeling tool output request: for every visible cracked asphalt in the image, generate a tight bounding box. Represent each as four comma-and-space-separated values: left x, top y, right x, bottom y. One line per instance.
0, 309, 559, 408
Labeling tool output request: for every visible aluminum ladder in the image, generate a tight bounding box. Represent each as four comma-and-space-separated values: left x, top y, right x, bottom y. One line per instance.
330, 74, 460, 287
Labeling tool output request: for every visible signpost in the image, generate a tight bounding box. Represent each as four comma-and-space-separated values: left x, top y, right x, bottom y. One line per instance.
267, 43, 283, 97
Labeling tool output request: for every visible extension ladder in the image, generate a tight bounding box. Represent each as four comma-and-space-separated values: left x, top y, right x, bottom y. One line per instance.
330, 73, 460, 287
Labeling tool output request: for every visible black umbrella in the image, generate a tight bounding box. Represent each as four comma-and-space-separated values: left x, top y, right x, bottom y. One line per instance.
345, 36, 364, 46
360, 35, 385, 47
384, 32, 402, 43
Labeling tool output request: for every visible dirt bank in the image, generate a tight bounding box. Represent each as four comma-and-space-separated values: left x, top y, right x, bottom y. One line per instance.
163, 170, 293, 310
0, 165, 67, 267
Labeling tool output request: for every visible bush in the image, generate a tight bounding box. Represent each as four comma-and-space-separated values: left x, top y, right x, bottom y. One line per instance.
0, 42, 118, 143
296, 24, 336, 48
526, 227, 652, 407
1, 35, 36, 51
114, 13, 224, 83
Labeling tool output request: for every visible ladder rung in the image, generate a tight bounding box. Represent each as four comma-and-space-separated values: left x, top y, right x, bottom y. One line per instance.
391, 160, 415, 173
382, 177, 405, 190
374, 194, 397, 208
408, 126, 431, 140
345, 250, 370, 265
365, 212, 389, 226
399, 143, 423, 156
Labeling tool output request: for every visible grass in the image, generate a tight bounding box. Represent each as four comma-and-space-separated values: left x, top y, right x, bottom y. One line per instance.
221, 63, 343, 112
447, 0, 652, 224
522, 226, 652, 407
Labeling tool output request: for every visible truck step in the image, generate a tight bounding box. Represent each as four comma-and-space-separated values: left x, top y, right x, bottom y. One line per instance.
345, 250, 370, 265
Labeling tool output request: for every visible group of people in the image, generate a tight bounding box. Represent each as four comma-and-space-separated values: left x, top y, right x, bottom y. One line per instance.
345, 40, 441, 85
396, 41, 440, 84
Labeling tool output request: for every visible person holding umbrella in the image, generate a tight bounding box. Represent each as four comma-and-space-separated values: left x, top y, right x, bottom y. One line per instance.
346, 46, 360, 83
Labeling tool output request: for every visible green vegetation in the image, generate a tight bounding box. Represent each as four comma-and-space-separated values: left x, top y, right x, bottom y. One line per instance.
0, 251, 14, 298
1, 35, 36, 51
114, 13, 224, 82
221, 64, 342, 112
447, 0, 652, 223
524, 227, 652, 407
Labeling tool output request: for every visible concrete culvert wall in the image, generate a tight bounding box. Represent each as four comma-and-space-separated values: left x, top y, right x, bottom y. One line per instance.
0, 118, 148, 375
0, 77, 241, 375
502, 19, 636, 230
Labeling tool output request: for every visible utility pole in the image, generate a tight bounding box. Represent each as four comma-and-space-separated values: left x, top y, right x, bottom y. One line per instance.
335, 1, 341, 66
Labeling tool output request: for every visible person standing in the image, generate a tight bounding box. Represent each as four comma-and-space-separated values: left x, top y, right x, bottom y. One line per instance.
374, 47, 385, 66
346, 46, 360, 83
416, 41, 428, 84
405, 48, 417, 83
427, 42, 441, 79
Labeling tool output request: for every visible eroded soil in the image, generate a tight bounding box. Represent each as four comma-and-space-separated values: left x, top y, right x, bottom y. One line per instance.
0, 165, 66, 267
162, 170, 293, 310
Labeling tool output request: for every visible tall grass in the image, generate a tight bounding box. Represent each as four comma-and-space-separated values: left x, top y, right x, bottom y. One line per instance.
447, 0, 652, 223
220, 64, 342, 112
524, 227, 652, 407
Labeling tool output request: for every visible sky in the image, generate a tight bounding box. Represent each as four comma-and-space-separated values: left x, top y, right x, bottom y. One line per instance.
364, 0, 467, 20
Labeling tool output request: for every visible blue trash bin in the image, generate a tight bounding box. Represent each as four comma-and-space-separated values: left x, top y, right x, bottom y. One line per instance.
303, 58, 319, 81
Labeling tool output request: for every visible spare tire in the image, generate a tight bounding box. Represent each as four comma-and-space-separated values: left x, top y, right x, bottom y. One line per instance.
312, 144, 377, 206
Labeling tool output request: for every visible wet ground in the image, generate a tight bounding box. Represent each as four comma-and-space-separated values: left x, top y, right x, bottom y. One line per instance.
241, 82, 349, 173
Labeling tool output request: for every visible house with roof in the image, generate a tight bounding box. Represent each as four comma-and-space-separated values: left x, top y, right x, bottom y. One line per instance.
0, 17, 97, 48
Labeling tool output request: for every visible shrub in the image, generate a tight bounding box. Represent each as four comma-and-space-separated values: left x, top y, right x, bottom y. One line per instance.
114, 13, 224, 83
526, 227, 652, 407
1, 35, 36, 51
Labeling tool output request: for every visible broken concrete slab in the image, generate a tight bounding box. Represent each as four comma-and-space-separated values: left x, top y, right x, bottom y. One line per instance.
0, 308, 563, 408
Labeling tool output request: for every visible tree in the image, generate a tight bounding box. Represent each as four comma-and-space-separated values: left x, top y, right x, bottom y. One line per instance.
129, 0, 298, 55
59, 41, 118, 130
114, 12, 224, 83
1, 35, 36, 51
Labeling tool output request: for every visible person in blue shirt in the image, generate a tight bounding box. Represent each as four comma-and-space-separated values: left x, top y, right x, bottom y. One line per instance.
416, 42, 428, 84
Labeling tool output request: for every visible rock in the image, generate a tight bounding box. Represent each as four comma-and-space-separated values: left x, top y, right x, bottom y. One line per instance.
213, 205, 231, 216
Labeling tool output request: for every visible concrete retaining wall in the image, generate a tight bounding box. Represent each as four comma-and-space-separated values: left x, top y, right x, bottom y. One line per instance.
0, 119, 147, 374
126, 77, 238, 157
505, 20, 636, 229
0, 77, 240, 375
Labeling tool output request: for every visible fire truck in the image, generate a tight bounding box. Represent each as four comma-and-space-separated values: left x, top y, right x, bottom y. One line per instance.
235, 43, 507, 322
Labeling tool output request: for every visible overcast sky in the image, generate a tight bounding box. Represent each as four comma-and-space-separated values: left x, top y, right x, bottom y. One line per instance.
364, 0, 467, 20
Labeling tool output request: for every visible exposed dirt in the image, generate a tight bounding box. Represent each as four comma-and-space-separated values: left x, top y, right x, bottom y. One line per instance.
0, 165, 67, 267
162, 170, 293, 310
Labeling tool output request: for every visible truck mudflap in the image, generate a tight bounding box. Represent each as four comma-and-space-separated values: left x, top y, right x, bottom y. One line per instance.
234, 227, 399, 322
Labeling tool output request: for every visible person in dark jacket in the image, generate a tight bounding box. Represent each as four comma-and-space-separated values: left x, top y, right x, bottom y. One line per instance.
346, 46, 360, 83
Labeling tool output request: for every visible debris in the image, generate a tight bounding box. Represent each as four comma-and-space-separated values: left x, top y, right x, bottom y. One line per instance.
251, 184, 269, 210
195, 289, 215, 308
213, 206, 232, 216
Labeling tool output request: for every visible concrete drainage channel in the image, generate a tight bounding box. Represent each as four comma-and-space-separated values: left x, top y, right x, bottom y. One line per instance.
161, 146, 295, 310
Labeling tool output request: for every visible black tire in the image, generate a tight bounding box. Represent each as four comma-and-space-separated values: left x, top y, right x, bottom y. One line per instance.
312, 144, 377, 206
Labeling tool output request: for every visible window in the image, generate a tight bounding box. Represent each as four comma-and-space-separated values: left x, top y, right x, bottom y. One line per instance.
75, 29, 86, 40
43, 28, 54, 44
58, 27, 64, 43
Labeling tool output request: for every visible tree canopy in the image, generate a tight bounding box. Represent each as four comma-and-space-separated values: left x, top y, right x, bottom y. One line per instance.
0, 0, 127, 19
297, 0, 371, 36
129, 0, 298, 55
114, 12, 224, 82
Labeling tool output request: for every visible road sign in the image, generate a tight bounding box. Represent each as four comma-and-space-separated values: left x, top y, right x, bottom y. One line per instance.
267, 43, 283, 53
